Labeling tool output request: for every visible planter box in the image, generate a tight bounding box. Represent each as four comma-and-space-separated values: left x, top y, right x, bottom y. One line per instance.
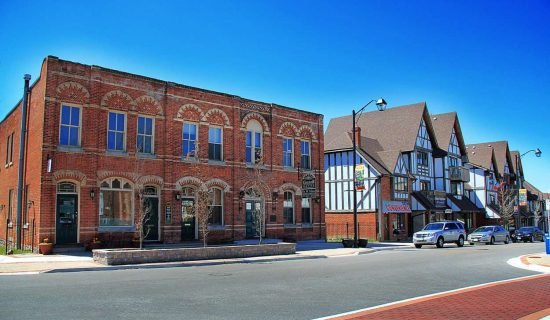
93, 243, 296, 266
342, 239, 354, 248
358, 239, 368, 248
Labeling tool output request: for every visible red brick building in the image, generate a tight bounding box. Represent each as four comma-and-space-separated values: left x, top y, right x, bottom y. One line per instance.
0, 56, 325, 251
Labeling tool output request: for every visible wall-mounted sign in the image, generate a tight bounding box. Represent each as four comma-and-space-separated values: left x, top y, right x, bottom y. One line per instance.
382, 201, 412, 214
165, 204, 172, 224
355, 164, 366, 191
302, 173, 316, 198
519, 189, 527, 206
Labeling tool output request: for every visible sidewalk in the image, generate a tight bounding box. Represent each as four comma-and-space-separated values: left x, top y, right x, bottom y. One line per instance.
320, 274, 550, 320
0, 240, 411, 274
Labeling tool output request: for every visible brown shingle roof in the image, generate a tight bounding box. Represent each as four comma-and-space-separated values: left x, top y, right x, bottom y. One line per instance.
325, 102, 439, 173
523, 181, 543, 198
465, 144, 498, 175
510, 151, 523, 177
466, 141, 512, 176
431, 112, 468, 159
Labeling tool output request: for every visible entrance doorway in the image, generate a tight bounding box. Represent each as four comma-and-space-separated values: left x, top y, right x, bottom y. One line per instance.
143, 186, 159, 241
181, 197, 196, 240
245, 200, 262, 238
56, 182, 78, 244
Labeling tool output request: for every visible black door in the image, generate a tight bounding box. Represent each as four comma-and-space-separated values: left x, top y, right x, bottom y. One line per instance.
181, 198, 196, 240
143, 197, 159, 241
56, 194, 78, 244
245, 200, 261, 238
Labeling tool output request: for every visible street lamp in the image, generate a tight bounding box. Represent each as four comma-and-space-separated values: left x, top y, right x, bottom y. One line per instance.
514, 148, 542, 228
352, 98, 387, 248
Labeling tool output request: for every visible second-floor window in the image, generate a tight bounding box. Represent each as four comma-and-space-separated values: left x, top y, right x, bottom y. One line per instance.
59, 105, 81, 147
5, 132, 14, 165
182, 123, 197, 158
208, 127, 223, 161
420, 180, 430, 191
282, 138, 293, 167
245, 121, 262, 164
394, 176, 408, 192
417, 151, 429, 176
451, 182, 462, 195
301, 141, 311, 169
107, 112, 126, 151
137, 116, 154, 154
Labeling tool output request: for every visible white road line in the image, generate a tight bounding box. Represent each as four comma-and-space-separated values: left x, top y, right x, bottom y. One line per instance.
0, 271, 41, 276
312, 274, 545, 320
507, 256, 550, 274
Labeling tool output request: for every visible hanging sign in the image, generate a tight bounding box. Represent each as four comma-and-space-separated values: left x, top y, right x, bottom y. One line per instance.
518, 189, 527, 206
302, 173, 316, 198
355, 164, 366, 191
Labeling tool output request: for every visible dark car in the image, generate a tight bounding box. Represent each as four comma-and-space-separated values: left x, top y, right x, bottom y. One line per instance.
515, 226, 545, 242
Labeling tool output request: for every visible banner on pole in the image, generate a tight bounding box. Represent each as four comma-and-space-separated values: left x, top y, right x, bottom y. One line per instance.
355, 164, 366, 191
518, 189, 527, 206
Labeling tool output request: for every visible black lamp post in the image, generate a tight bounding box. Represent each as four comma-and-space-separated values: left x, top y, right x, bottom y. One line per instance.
514, 148, 542, 228
352, 98, 387, 248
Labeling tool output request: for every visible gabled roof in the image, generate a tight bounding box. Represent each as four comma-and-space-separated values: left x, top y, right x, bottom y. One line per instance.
431, 112, 468, 160
466, 141, 512, 176
465, 144, 499, 176
510, 151, 523, 178
523, 181, 543, 198
325, 102, 440, 173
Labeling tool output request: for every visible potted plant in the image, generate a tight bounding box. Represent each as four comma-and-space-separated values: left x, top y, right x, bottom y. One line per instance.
342, 239, 354, 248
87, 237, 102, 251
39, 238, 54, 255
358, 238, 368, 248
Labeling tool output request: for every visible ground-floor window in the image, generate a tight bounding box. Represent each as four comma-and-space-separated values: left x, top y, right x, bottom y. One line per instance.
99, 178, 133, 226
283, 191, 294, 224
208, 188, 223, 225
301, 198, 311, 224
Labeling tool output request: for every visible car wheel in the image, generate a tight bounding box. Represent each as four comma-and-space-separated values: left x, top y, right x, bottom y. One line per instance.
541, 236, 545, 242
490, 237, 495, 245
414, 244, 422, 249
470, 241, 475, 246
456, 236, 464, 247
436, 237, 444, 248
530, 235, 534, 243
504, 236, 510, 244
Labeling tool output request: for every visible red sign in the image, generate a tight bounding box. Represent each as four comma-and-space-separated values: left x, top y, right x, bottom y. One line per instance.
382, 201, 412, 213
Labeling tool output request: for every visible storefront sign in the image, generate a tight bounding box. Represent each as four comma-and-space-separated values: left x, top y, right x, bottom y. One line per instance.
355, 164, 366, 191
302, 173, 316, 198
519, 189, 527, 206
382, 201, 412, 214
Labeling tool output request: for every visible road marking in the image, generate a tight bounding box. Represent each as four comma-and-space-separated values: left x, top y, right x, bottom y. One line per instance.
507, 256, 550, 274
0, 271, 41, 276
313, 274, 547, 320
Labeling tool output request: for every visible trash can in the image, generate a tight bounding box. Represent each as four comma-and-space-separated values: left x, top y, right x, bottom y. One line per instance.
546, 234, 550, 255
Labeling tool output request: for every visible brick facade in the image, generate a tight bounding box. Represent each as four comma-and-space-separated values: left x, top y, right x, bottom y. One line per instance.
0, 56, 325, 251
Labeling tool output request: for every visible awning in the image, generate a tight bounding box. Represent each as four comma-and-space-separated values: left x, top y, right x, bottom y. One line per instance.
447, 194, 483, 212
486, 203, 501, 219
412, 192, 450, 212
382, 201, 412, 214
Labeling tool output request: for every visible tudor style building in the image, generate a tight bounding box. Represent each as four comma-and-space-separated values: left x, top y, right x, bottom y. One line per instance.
0, 56, 325, 251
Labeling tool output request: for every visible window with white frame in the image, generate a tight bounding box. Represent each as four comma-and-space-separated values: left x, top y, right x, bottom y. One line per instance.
137, 116, 154, 154
282, 138, 293, 167
417, 151, 429, 176
301, 198, 311, 224
208, 188, 223, 225
107, 112, 126, 151
182, 123, 197, 158
301, 140, 311, 169
208, 127, 223, 161
393, 176, 408, 200
246, 120, 263, 164
283, 191, 294, 224
99, 178, 133, 226
59, 104, 81, 147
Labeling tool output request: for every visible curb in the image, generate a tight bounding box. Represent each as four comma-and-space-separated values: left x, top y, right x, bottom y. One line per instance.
507, 254, 550, 274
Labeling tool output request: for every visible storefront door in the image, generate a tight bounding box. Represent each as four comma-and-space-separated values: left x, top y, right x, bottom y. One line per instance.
56, 194, 78, 244
245, 200, 262, 238
144, 197, 159, 241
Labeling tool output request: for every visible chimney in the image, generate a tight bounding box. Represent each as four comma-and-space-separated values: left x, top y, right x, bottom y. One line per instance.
354, 127, 361, 148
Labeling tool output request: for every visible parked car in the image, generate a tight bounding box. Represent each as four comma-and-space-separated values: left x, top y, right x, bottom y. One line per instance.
467, 225, 510, 245
515, 226, 545, 242
413, 221, 466, 248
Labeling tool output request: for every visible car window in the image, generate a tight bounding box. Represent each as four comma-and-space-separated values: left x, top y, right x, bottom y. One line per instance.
447, 223, 457, 230
424, 223, 444, 231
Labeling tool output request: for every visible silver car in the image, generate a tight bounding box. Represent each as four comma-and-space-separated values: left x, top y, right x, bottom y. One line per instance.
413, 221, 466, 248
468, 225, 510, 245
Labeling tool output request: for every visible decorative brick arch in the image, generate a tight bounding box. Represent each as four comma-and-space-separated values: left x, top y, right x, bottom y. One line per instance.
136, 175, 164, 189
135, 95, 163, 116
278, 182, 302, 196
202, 108, 231, 127
175, 176, 204, 189
53, 170, 88, 186
241, 112, 270, 133
96, 170, 137, 185
241, 180, 271, 200
101, 90, 135, 110
205, 178, 231, 192
278, 122, 298, 137
56, 81, 90, 104
176, 104, 204, 122
297, 125, 316, 140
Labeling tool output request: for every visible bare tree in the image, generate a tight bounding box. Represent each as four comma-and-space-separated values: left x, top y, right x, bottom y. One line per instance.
135, 184, 154, 250
497, 184, 516, 228
195, 187, 214, 247
246, 162, 267, 244
533, 200, 543, 227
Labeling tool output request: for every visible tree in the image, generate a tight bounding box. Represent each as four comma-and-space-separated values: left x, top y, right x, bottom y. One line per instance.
135, 183, 154, 250
246, 162, 267, 244
195, 186, 214, 247
497, 183, 516, 228
533, 200, 543, 227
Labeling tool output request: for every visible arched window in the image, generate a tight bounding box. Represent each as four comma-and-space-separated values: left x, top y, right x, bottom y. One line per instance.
283, 191, 294, 224
246, 120, 263, 164
208, 188, 224, 225
99, 178, 133, 227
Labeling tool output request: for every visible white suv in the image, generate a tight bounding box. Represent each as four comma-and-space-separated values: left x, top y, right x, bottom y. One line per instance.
413, 221, 466, 248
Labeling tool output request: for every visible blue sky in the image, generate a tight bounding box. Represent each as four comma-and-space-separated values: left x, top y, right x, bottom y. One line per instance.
1, 0, 549, 191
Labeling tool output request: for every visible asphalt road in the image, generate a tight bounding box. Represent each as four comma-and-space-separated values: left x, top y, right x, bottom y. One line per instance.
0, 242, 545, 320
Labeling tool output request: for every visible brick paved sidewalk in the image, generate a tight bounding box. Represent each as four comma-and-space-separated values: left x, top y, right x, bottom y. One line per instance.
326, 275, 550, 320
